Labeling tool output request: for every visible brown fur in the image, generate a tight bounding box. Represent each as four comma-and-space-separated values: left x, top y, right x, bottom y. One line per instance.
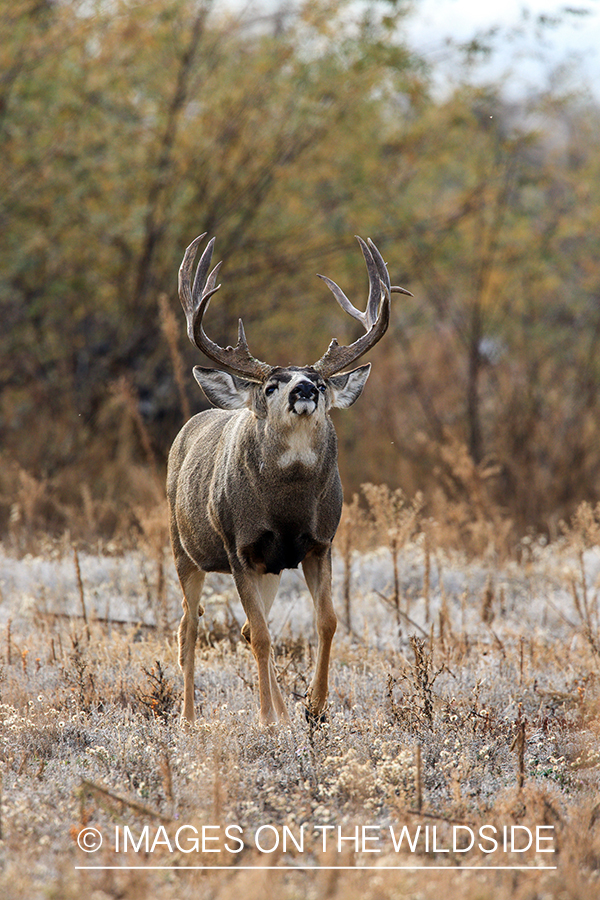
168, 234, 400, 725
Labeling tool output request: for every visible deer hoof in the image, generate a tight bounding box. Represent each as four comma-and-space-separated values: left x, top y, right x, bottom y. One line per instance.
305, 705, 328, 725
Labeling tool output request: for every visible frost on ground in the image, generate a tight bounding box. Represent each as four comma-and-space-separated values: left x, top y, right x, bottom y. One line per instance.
2, 537, 596, 644
0, 537, 599, 900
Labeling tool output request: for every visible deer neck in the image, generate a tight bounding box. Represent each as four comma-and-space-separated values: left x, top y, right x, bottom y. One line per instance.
260, 411, 329, 471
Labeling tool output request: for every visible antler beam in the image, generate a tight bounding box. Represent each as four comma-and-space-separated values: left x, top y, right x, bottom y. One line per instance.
312, 236, 413, 377
178, 234, 272, 381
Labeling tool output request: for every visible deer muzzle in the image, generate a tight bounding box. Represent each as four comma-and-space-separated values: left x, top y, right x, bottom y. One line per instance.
289, 380, 319, 416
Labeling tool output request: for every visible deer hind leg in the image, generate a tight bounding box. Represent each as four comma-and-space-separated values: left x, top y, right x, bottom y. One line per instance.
176, 563, 206, 723
234, 570, 287, 725
302, 548, 337, 719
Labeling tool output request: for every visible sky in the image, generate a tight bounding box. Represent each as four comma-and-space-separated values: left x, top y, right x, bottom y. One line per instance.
404, 0, 600, 97
242, 0, 600, 97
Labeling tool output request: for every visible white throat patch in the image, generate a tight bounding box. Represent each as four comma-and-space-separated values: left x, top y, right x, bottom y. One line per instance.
277, 428, 318, 468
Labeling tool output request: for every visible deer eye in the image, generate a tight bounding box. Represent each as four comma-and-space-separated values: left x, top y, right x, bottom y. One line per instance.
265, 384, 278, 396
318, 384, 327, 393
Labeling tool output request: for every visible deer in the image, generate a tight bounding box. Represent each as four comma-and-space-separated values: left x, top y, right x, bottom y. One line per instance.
167, 233, 411, 725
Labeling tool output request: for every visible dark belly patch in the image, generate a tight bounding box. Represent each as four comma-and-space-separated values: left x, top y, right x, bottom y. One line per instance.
243, 529, 317, 575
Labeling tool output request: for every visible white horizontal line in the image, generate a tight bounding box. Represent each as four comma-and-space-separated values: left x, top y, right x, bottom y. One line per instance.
75, 865, 558, 871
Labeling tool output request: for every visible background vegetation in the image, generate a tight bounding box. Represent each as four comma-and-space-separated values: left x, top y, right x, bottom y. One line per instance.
2, 0, 600, 551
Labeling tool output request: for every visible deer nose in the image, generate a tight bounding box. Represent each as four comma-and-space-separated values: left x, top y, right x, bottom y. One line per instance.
290, 381, 319, 403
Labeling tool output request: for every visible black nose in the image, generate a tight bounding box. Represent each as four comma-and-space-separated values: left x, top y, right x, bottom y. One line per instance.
290, 381, 318, 402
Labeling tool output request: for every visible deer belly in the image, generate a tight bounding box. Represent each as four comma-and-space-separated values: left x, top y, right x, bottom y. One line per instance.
243, 527, 318, 575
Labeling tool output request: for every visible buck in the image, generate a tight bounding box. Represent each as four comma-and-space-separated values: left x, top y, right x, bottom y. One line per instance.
167, 233, 411, 725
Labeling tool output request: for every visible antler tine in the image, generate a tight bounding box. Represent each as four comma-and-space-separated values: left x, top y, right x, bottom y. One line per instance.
316, 274, 367, 328
358, 236, 385, 330
316, 236, 384, 330
365, 238, 414, 297
312, 235, 411, 378
313, 294, 390, 378
179, 232, 207, 331
367, 237, 390, 291
205, 260, 223, 295
366, 237, 414, 299
191, 235, 216, 306
178, 234, 272, 381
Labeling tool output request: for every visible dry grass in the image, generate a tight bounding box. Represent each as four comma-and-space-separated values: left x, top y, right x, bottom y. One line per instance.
0, 500, 599, 898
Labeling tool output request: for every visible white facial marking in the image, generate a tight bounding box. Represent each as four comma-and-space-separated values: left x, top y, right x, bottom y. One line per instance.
292, 398, 316, 416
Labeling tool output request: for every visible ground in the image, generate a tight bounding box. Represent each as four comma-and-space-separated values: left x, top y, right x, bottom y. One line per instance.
0, 529, 599, 899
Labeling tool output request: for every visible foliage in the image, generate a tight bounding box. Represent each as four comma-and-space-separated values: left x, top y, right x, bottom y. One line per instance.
1, 0, 600, 544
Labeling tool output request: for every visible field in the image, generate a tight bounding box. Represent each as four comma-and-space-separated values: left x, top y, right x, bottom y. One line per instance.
1, 501, 599, 900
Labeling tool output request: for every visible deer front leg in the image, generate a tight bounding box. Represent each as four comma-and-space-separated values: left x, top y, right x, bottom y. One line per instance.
177, 567, 206, 723
233, 569, 284, 725
240, 573, 289, 724
241, 625, 288, 723
302, 547, 337, 719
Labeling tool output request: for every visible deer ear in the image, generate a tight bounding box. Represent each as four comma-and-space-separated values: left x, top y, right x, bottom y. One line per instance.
328, 363, 371, 409
193, 367, 254, 410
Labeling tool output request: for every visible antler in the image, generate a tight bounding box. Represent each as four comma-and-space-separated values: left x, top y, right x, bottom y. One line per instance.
178, 234, 272, 381
312, 236, 412, 377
